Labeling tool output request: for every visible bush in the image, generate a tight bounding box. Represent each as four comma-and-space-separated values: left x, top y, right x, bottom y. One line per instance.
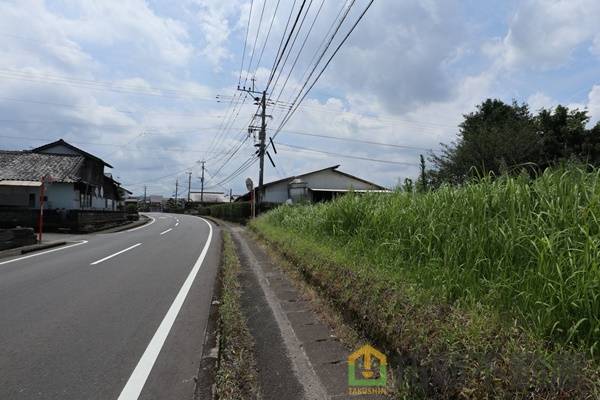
208, 202, 251, 223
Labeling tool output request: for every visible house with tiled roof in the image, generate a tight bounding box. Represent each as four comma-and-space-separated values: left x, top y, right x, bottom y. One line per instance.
0, 139, 126, 211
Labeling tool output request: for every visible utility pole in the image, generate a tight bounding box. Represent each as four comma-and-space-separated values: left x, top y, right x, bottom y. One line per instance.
258, 90, 266, 200
175, 178, 178, 204
238, 80, 272, 208
200, 161, 205, 204
229, 188, 232, 203
186, 172, 192, 203
143, 185, 147, 204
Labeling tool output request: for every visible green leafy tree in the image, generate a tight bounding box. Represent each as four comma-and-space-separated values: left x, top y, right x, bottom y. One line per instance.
536, 105, 598, 167
429, 99, 539, 185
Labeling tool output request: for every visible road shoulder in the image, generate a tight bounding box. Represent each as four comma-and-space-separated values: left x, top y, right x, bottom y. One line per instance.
221, 221, 363, 400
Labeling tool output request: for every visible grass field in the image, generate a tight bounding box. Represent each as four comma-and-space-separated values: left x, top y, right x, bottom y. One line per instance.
252, 166, 600, 398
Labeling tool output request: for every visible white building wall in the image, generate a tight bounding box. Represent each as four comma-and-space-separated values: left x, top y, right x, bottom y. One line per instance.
45, 183, 78, 209
263, 181, 290, 203
302, 170, 378, 190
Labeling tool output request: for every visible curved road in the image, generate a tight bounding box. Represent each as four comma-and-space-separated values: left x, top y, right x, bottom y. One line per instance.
0, 213, 220, 399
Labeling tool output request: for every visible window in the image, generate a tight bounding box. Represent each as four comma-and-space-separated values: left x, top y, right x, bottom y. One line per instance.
28, 193, 36, 208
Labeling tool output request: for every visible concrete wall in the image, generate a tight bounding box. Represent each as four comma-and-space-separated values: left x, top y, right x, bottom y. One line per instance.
263, 181, 290, 203
0, 228, 37, 250
302, 169, 379, 190
0, 183, 120, 210
262, 169, 382, 204
0, 186, 38, 207
0, 183, 77, 208
46, 183, 78, 209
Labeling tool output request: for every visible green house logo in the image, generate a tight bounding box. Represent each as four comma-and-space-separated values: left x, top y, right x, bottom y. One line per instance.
347, 344, 387, 389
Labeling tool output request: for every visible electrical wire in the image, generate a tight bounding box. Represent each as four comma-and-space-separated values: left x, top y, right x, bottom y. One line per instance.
276, 141, 418, 165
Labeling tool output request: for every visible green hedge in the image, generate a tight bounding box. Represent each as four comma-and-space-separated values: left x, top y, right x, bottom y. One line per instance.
201, 202, 280, 223
207, 202, 251, 223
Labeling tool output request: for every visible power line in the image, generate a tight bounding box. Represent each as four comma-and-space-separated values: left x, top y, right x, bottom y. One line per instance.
273, 0, 326, 103
243, 0, 267, 87
270, 128, 440, 152
0, 69, 217, 100
276, 141, 418, 165
267, 0, 315, 98
272, 0, 374, 142
238, 0, 255, 85
252, 0, 281, 80
265, 0, 306, 91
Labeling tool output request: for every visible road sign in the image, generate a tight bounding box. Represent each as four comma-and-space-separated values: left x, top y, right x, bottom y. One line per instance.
245, 177, 253, 192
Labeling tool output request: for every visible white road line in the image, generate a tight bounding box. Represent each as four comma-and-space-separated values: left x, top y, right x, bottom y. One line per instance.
117, 218, 213, 400
159, 228, 172, 236
0, 240, 88, 266
90, 243, 142, 266
127, 216, 156, 232
174, 222, 179, 227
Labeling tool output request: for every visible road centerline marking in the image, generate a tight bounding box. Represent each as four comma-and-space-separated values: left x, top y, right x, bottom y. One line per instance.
117, 218, 213, 400
90, 243, 142, 266
159, 228, 172, 236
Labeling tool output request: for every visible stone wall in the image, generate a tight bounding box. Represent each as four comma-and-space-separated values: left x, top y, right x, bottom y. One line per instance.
0, 208, 126, 232
0, 228, 37, 250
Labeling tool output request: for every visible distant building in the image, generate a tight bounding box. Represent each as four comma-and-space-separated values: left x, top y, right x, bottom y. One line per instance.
189, 191, 228, 204
0, 139, 128, 210
148, 195, 164, 211
236, 165, 390, 204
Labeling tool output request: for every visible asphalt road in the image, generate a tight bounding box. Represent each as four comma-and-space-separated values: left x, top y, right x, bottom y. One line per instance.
0, 213, 220, 400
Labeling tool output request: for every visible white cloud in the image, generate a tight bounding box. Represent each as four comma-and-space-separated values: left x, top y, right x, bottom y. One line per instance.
328, 0, 466, 113
488, 0, 600, 70
528, 92, 556, 111
587, 85, 600, 125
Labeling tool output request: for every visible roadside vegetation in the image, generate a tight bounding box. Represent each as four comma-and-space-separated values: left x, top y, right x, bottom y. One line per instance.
251, 167, 600, 398
216, 232, 259, 400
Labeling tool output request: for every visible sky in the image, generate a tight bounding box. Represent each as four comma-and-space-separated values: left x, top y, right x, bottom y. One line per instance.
1, 0, 599, 197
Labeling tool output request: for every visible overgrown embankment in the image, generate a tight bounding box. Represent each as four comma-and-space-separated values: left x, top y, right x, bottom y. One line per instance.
216, 232, 259, 400
250, 167, 600, 399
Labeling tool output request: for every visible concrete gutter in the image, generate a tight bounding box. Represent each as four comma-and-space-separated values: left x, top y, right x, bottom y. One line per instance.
0, 240, 67, 260
216, 220, 357, 399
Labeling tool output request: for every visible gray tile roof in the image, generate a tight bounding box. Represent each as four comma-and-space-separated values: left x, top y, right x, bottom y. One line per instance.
0, 151, 84, 183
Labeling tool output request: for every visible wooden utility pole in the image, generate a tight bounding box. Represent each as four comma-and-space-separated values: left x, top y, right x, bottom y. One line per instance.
238, 80, 271, 209
175, 178, 178, 204
229, 188, 233, 202
200, 161, 205, 204
186, 172, 192, 203
258, 90, 266, 202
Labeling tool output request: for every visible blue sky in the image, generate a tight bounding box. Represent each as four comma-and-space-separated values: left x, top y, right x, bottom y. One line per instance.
1, 0, 599, 196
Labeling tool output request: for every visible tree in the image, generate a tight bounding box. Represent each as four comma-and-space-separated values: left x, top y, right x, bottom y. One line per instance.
536, 105, 596, 167
429, 99, 539, 185
418, 154, 428, 192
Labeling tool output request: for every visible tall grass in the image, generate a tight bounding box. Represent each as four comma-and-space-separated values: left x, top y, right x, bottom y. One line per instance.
260, 167, 600, 356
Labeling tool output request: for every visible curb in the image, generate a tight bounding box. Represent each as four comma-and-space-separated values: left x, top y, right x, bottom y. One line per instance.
100, 216, 150, 233
194, 242, 222, 400
0, 240, 67, 260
